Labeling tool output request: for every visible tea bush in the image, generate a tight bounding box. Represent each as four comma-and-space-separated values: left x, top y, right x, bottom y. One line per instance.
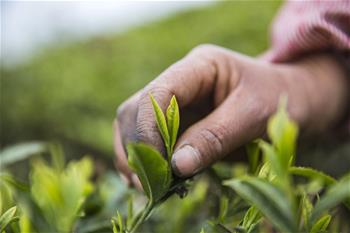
1, 98, 349, 233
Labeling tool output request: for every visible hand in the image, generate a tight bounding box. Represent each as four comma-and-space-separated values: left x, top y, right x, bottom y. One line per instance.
114, 44, 348, 188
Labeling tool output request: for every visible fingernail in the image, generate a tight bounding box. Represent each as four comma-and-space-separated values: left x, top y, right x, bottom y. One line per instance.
171, 145, 201, 177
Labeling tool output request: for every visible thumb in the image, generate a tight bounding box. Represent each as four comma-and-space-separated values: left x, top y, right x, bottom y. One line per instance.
171, 93, 267, 177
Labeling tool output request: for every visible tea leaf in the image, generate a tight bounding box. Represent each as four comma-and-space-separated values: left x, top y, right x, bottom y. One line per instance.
127, 195, 133, 228
30, 156, 93, 232
149, 94, 170, 150
111, 219, 118, 233
0, 206, 18, 232
299, 191, 313, 230
224, 177, 297, 233
0, 173, 29, 191
267, 98, 298, 170
166, 95, 180, 158
117, 211, 123, 233
311, 174, 350, 223
207, 221, 232, 233
242, 206, 261, 230
0, 142, 47, 168
217, 196, 228, 223
246, 141, 260, 174
127, 143, 172, 202
289, 167, 336, 186
310, 214, 331, 233
259, 141, 283, 179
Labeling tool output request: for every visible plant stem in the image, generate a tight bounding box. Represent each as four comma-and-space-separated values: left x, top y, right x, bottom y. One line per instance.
167, 147, 172, 164
129, 201, 154, 233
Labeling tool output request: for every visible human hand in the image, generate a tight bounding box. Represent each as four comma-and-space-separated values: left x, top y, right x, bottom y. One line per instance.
114, 44, 348, 187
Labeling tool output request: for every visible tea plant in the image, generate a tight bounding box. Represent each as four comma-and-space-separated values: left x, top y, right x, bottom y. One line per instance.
0, 144, 94, 233
207, 99, 350, 233
1, 96, 349, 233
112, 94, 185, 233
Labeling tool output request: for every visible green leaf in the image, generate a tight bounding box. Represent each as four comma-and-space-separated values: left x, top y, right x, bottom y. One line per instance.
207, 221, 232, 233
30, 156, 93, 232
311, 174, 350, 223
149, 93, 170, 150
310, 214, 331, 233
127, 194, 133, 228
0, 206, 18, 232
299, 191, 313, 230
217, 196, 228, 223
117, 211, 123, 233
246, 141, 260, 174
166, 95, 180, 158
259, 141, 283, 180
289, 167, 336, 187
0, 173, 29, 191
224, 177, 297, 233
111, 219, 118, 233
242, 206, 261, 230
0, 142, 47, 168
267, 98, 298, 169
127, 143, 172, 202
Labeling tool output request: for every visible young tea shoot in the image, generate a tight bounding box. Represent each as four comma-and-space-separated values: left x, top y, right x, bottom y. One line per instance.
114, 94, 181, 233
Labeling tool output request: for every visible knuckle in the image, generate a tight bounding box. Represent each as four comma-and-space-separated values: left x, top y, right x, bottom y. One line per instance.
116, 95, 138, 121
198, 124, 227, 161
135, 120, 156, 142
249, 92, 271, 122
116, 102, 127, 120
141, 85, 173, 108
191, 43, 219, 55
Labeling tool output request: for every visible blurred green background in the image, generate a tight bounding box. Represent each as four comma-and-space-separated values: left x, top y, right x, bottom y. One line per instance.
1, 1, 349, 176
1, 1, 280, 156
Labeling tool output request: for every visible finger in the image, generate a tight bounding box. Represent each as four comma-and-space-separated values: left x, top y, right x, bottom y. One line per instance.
131, 174, 144, 192
117, 91, 141, 149
134, 45, 235, 154
171, 85, 270, 177
114, 120, 144, 192
113, 120, 133, 184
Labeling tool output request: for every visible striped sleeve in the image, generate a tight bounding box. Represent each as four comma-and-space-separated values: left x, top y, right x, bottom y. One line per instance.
264, 0, 350, 63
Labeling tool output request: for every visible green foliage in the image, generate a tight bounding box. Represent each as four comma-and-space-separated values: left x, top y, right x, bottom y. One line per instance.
0, 99, 349, 233
114, 95, 181, 233
127, 143, 172, 202
0, 142, 47, 168
149, 94, 171, 155
289, 166, 336, 186
0, 143, 94, 233
166, 95, 180, 158
310, 174, 350, 223
29, 156, 93, 232
310, 214, 331, 233
225, 177, 297, 233
0, 206, 18, 232
223, 100, 350, 233
241, 206, 260, 233
111, 211, 124, 233
267, 98, 298, 169
149, 94, 180, 160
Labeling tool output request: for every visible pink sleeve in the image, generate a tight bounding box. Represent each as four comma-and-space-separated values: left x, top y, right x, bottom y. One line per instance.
265, 0, 350, 134
265, 0, 350, 63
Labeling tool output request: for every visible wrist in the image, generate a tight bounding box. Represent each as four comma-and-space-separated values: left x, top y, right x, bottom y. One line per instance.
283, 53, 349, 133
